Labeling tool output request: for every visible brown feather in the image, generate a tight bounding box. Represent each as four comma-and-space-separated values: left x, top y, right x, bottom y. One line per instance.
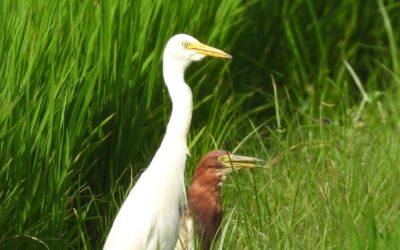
188, 150, 227, 250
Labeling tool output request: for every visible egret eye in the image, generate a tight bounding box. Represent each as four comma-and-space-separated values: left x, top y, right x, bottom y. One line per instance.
182, 41, 189, 48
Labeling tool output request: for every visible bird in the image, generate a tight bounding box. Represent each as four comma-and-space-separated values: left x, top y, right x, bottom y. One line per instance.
104, 34, 231, 250
175, 150, 266, 250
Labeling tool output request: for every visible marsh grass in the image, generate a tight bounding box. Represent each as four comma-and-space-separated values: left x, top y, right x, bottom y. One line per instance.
1, 0, 399, 249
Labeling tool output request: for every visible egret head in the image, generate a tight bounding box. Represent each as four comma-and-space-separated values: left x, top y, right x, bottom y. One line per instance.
163, 34, 232, 64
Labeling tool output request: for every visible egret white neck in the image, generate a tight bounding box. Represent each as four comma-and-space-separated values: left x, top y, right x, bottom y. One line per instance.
162, 57, 193, 149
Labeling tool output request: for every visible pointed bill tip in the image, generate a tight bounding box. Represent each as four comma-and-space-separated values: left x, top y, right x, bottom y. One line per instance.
188, 42, 232, 59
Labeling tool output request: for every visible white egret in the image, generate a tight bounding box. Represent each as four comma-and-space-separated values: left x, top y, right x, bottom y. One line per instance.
104, 34, 231, 250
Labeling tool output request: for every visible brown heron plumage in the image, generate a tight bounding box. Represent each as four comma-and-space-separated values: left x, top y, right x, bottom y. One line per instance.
176, 150, 266, 250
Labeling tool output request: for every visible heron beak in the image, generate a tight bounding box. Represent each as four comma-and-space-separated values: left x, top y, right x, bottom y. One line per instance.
187, 42, 232, 59
218, 153, 267, 174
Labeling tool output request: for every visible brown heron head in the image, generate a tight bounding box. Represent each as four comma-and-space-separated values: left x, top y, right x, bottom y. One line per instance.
188, 150, 265, 250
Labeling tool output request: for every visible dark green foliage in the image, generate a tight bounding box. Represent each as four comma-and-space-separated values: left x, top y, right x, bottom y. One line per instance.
0, 0, 399, 249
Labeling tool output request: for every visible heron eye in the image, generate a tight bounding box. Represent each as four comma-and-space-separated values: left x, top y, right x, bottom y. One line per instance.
182, 41, 189, 48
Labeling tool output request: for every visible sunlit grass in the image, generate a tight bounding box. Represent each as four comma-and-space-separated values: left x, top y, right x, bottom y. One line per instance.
217, 98, 400, 249
1, 0, 399, 249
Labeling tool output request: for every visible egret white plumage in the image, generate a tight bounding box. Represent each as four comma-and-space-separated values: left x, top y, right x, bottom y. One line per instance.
104, 34, 231, 250
175, 150, 266, 250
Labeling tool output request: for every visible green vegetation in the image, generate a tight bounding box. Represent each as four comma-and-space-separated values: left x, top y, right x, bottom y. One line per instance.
1, 0, 399, 249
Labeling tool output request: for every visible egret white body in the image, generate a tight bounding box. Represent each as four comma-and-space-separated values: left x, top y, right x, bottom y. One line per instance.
104, 34, 231, 250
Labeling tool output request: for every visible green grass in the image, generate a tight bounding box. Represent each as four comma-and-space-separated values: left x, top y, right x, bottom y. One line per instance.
1, 0, 399, 249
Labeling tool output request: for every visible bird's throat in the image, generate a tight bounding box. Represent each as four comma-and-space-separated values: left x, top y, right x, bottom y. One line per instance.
163, 59, 193, 150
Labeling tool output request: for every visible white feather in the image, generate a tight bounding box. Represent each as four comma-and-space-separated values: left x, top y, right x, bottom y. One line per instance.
104, 34, 199, 250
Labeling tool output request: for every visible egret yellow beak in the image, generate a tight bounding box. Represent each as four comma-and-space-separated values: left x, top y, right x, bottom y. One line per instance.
187, 42, 232, 59
218, 153, 267, 175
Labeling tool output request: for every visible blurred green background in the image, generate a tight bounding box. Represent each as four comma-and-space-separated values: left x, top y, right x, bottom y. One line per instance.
1, 0, 399, 249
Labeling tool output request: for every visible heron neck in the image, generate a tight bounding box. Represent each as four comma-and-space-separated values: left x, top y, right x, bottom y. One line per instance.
189, 170, 222, 250
162, 59, 193, 149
